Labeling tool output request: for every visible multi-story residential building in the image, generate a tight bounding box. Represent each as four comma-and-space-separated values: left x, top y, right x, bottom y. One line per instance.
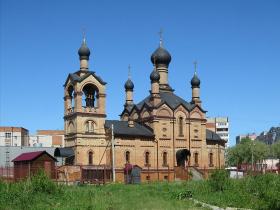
235, 133, 258, 144
29, 130, 64, 147
256, 126, 280, 145
207, 117, 229, 147
0, 127, 29, 147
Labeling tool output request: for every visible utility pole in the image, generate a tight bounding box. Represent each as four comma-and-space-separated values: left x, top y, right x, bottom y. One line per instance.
111, 124, 115, 182
251, 142, 254, 171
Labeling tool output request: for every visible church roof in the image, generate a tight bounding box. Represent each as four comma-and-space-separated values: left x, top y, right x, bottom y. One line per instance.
206, 129, 224, 142
136, 92, 204, 112
105, 120, 154, 138
64, 71, 107, 87
54, 147, 74, 158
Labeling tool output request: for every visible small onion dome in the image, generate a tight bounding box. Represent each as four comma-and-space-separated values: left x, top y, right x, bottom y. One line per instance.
191, 74, 200, 88
151, 46, 171, 67
124, 79, 134, 91
78, 40, 90, 60
150, 69, 160, 82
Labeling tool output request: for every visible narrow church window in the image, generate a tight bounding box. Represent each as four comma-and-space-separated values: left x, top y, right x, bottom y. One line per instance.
85, 121, 94, 133
67, 85, 74, 110
209, 153, 214, 167
88, 151, 93, 165
125, 151, 130, 163
194, 152, 199, 166
163, 152, 168, 166
179, 117, 184, 136
145, 152, 150, 166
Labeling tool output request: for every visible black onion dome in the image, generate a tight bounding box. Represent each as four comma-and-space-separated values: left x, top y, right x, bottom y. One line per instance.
78, 40, 90, 60
124, 79, 134, 91
150, 70, 160, 82
151, 46, 171, 66
191, 74, 200, 88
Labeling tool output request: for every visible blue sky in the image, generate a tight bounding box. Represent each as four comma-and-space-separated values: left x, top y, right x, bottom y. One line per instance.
0, 0, 279, 146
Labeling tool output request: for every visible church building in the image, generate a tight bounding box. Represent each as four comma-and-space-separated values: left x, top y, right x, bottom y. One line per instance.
61, 36, 225, 182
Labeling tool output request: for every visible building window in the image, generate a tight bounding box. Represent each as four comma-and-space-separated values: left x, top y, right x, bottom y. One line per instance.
88, 151, 93, 165
145, 151, 150, 166
217, 128, 228, 132
5, 132, 11, 139
194, 152, 199, 167
162, 152, 168, 166
209, 153, 214, 167
82, 83, 99, 108
85, 121, 94, 133
178, 117, 184, 136
125, 151, 130, 163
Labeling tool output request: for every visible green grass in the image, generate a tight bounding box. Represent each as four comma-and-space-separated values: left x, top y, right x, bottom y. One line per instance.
1, 172, 279, 210
184, 173, 280, 210
0, 180, 207, 210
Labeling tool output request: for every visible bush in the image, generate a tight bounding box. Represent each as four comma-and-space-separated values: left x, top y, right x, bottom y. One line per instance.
30, 170, 60, 194
0, 170, 64, 210
208, 169, 229, 192
171, 189, 192, 200
244, 173, 280, 210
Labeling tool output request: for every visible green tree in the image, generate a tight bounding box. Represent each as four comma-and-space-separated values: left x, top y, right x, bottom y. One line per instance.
226, 143, 245, 167
272, 141, 280, 158
226, 138, 269, 167
252, 141, 269, 163
272, 141, 280, 169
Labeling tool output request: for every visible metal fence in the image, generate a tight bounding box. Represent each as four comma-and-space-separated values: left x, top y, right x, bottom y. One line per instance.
0, 166, 14, 179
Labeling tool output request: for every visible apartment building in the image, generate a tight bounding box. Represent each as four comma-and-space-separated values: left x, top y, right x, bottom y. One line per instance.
29, 130, 64, 147
0, 127, 29, 147
207, 117, 229, 147
236, 133, 258, 144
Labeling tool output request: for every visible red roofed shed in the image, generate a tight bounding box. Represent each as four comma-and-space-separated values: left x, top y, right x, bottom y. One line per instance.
12, 151, 57, 181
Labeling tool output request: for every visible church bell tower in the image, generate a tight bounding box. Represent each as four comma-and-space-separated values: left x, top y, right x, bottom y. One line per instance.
63, 37, 107, 165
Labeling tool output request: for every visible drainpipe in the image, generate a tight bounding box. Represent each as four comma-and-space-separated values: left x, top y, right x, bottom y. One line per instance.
156, 138, 159, 181
172, 110, 175, 180
188, 119, 191, 166
111, 124, 115, 182
218, 144, 220, 169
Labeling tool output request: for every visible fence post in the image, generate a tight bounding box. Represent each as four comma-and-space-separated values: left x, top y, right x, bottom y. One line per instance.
103, 165, 106, 185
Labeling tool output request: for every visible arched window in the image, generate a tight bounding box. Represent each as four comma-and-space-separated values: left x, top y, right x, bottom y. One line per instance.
209, 153, 214, 167
88, 151, 93, 165
163, 152, 168, 166
82, 84, 99, 108
194, 152, 199, 166
145, 151, 150, 166
125, 151, 130, 163
85, 121, 94, 133
178, 117, 184, 136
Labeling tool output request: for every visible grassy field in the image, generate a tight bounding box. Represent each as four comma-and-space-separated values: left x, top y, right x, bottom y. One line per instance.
0, 175, 208, 210
1, 171, 279, 210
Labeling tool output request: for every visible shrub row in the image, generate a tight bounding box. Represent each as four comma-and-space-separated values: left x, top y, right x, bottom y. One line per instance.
205, 169, 280, 210
0, 170, 63, 209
